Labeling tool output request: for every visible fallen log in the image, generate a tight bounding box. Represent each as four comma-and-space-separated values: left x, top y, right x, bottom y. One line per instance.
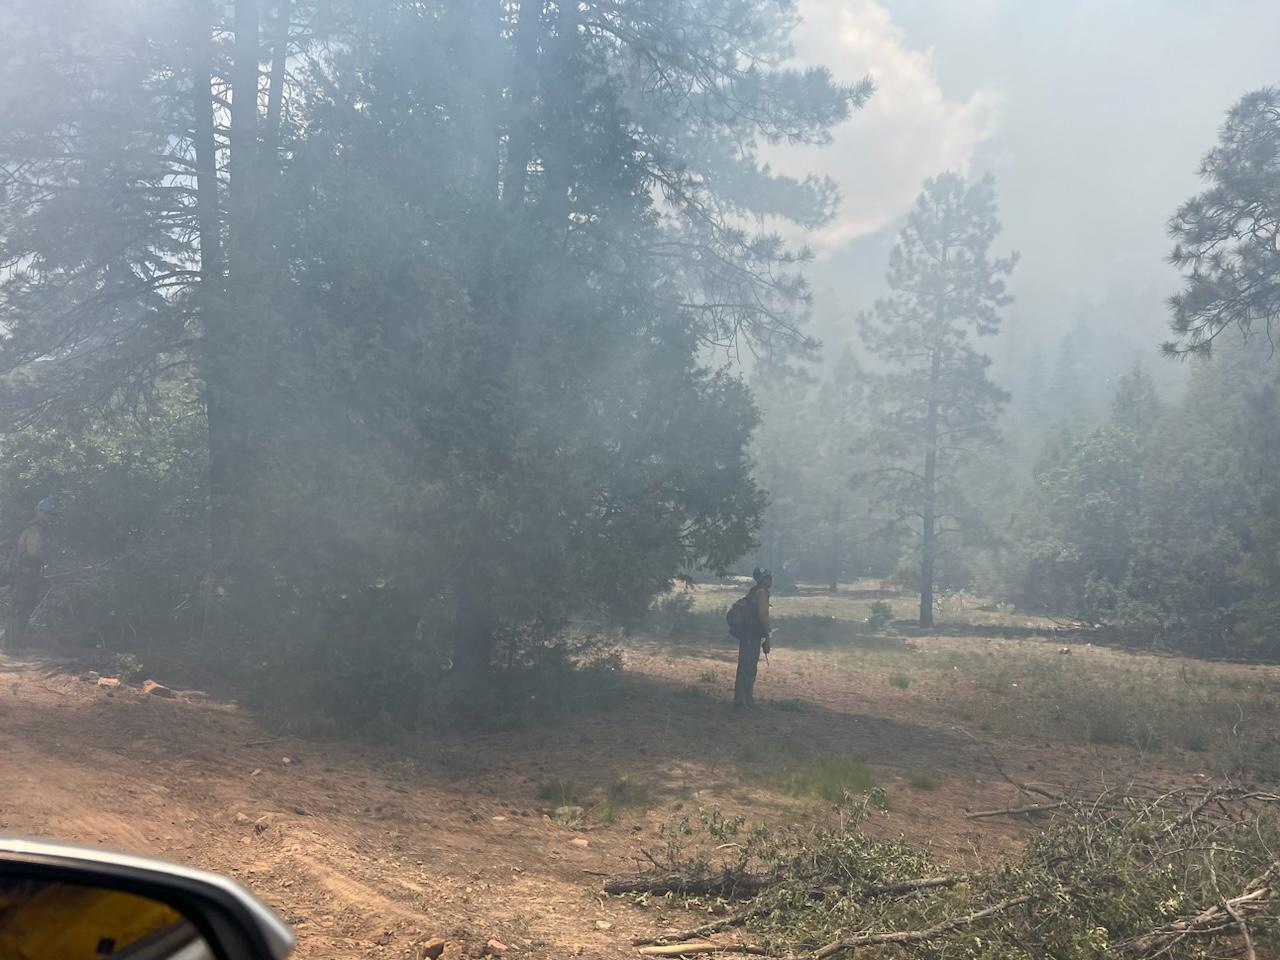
605, 872, 770, 899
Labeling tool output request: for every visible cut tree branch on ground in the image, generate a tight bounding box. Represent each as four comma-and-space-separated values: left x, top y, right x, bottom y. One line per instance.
630, 876, 968, 946
857, 875, 967, 897
812, 894, 1038, 959
966, 801, 1065, 820
1223, 898, 1258, 960
616, 783, 1280, 960
636, 943, 773, 957
1115, 861, 1280, 956
955, 726, 1065, 803
633, 909, 763, 947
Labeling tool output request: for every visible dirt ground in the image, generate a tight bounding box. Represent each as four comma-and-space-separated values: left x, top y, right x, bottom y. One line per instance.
0, 622, 1253, 959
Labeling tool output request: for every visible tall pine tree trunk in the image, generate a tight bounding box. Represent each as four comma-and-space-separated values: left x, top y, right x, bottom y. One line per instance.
543, 0, 578, 228
476, 1, 502, 200
206, 0, 260, 577
919, 349, 941, 628
503, 0, 541, 210
454, 559, 496, 680
229, 0, 260, 233
191, 5, 227, 588
828, 497, 843, 593
775, 515, 789, 589
191, 29, 221, 279
264, 0, 289, 154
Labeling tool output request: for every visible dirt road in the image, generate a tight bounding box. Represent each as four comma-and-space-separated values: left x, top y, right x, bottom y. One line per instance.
0, 637, 1185, 958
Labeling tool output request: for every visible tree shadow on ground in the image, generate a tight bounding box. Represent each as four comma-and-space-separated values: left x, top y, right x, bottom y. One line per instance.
2, 638, 995, 819
436, 666, 994, 808
897, 622, 1072, 641
0, 651, 89, 679
641, 620, 910, 656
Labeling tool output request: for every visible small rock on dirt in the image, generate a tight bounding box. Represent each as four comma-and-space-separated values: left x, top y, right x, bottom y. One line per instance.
569, 837, 589, 849
417, 937, 447, 960
233, 812, 252, 825
485, 939, 509, 955
594, 921, 612, 931
96, 677, 121, 689
440, 942, 465, 960
143, 679, 176, 698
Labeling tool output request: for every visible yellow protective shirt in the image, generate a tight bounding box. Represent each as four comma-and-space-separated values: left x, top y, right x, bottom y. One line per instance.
0, 881, 187, 959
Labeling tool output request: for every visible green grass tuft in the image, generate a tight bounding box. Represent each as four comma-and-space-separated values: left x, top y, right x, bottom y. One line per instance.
736, 743, 764, 764
907, 769, 939, 791
780, 757, 879, 804
772, 697, 814, 712
594, 777, 653, 822
536, 778, 580, 806
672, 685, 715, 703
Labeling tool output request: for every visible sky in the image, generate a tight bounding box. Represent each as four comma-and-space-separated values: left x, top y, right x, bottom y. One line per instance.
775, 0, 1280, 382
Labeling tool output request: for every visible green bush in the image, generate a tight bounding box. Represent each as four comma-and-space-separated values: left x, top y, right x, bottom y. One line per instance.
110, 652, 146, 683
867, 600, 894, 632
645, 589, 699, 636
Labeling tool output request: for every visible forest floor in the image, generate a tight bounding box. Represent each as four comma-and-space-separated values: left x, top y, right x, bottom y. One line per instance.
4, 583, 1280, 959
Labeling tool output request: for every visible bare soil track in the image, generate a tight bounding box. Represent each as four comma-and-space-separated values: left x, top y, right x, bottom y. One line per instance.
0, 634, 1243, 959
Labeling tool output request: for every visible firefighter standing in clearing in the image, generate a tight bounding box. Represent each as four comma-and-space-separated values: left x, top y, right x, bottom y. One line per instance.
733, 567, 772, 708
7, 497, 58, 647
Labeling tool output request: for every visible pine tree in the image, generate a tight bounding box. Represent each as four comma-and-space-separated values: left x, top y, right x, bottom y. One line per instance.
1167, 87, 1280, 356
750, 358, 819, 590
859, 173, 1017, 626
1019, 345, 1047, 429
1110, 363, 1162, 435
1046, 319, 1091, 424
817, 350, 861, 590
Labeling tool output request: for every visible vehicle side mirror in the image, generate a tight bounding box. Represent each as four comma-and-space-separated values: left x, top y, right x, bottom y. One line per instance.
0, 837, 293, 959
